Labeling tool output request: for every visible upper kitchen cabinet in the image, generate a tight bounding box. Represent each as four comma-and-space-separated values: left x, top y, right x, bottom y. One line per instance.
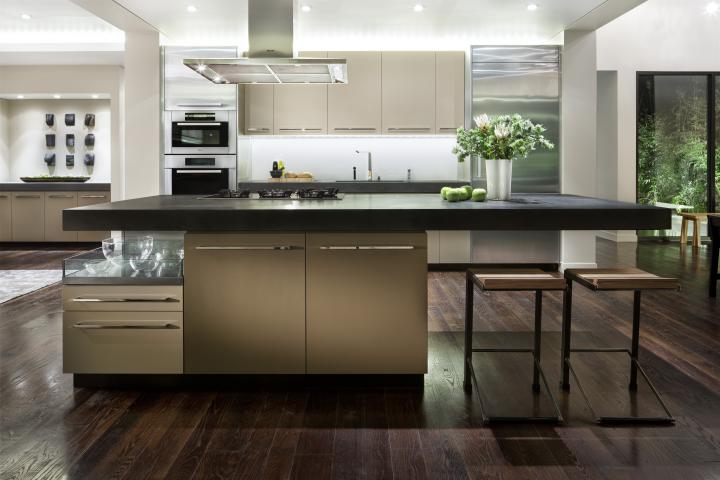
244, 84, 274, 134
436, 52, 466, 134
327, 52, 382, 134
273, 51, 328, 135
381, 52, 436, 135
163, 46, 238, 110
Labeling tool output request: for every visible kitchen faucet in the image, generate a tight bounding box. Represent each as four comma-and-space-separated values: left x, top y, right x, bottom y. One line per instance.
355, 150, 372, 181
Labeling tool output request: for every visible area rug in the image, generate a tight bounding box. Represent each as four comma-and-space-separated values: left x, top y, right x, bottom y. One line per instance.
0, 270, 63, 304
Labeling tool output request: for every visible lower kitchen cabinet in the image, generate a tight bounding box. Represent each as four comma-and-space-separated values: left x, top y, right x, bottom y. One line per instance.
306, 232, 428, 374
76, 192, 111, 242
44, 192, 78, 242
63, 311, 183, 374
184, 233, 307, 374
11, 192, 44, 241
0, 193, 10, 241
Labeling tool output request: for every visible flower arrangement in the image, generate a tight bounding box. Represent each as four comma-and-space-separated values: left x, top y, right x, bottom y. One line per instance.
452, 113, 554, 162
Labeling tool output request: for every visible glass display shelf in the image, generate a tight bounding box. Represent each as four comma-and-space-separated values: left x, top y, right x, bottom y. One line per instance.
63, 240, 184, 285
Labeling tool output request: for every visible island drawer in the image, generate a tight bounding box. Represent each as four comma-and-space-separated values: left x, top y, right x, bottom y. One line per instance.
63, 285, 183, 312
63, 311, 183, 374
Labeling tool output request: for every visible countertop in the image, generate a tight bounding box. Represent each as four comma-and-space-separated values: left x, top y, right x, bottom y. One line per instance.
237, 181, 464, 194
0, 182, 111, 192
64, 193, 671, 232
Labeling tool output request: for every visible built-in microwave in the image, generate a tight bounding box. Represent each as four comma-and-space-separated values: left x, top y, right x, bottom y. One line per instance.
164, 154, 237, 195
164, 110, 236, 155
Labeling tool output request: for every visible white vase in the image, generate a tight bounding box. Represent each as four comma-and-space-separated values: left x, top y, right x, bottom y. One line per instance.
485, 158, 512, 201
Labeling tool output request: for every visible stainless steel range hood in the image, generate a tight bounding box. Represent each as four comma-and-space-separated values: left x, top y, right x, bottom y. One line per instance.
183, 0, 347, 85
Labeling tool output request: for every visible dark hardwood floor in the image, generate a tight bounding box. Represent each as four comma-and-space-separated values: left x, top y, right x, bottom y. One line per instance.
1, 240, 719, 479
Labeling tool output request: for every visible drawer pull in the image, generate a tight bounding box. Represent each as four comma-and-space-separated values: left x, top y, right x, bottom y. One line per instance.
15, 195, 41, 199
320, 245, 416, 250
81, 195, 107, 199
246, 127, 270, 132
438, 127, 460, 131
176, 170, 222, 174
195, 245, 303, 251
48, 195, 75, 199
0, 195, 7, 198
333, 127, 377, 131
278, 128, 322, 132
387, 127, 432, 132
177, 122, 222, 126
73, 322, 180, 329
72, 296, 180, 303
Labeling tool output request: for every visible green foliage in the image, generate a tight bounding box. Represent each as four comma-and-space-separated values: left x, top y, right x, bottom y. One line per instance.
452, 113, 554, 163
637, 88, 718, 212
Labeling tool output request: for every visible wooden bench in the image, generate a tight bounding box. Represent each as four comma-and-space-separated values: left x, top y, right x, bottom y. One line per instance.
679, 212, 720, 247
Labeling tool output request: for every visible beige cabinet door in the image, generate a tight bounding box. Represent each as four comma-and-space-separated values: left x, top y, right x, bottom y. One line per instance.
184, 233, 306, 373
11, 193, 44, 241
306, 232, 428, 374
0, 193, 10, 241
244, 84, 274, 135
381, 52, 436, 135
274, 51, 327, 135
77, 191, 111, 242
327, 51, 381, 134
44, 192, 78, 242
436, 51, 465, 134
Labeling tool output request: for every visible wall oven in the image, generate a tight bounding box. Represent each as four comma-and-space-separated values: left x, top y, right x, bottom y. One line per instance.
164, 110, 236, 154
164, 155, 237, 195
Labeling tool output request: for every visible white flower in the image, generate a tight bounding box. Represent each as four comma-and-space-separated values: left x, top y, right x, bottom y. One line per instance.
474, 114, 490, 129
494, 124, 510, 139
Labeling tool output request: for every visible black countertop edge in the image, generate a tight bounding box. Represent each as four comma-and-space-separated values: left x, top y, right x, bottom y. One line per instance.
237, 181, 465, 194
0, 182, 111, 192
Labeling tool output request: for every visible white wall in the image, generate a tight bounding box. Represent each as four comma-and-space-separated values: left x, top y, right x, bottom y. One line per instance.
0, 100, 8, 181
7, 99, 111, 182
596, 0, 720, 239
244, 136, 459, 181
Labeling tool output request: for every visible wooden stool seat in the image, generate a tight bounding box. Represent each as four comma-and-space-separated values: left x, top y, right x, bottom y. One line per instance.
471, 268, 566, 291
679, 212, 720, 247
564, 268, 680, 291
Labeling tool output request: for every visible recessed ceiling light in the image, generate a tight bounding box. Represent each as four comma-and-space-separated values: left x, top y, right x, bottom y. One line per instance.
301, 5, 311, 12
413, 4, 424, 12
53, 94, 61, 99
16, 95, 24, 99
196, 64, 206, 72
91, 94, 99, 99
527, 3, 539, 11
186, 5, 197, 13
20, 13, 31, 20
706, 2, 720, 15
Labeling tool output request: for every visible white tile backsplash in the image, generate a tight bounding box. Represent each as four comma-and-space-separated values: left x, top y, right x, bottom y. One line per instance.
241, 136, 460, 181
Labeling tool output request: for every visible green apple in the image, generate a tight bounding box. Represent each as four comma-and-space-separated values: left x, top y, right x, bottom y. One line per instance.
446, 189, 463, 202
461, 185, 473, 198
471, 188, 487, 202
441, 186, 452, 200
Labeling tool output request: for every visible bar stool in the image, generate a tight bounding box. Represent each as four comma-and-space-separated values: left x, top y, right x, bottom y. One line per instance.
463, 268, 566, 423
561, 268, 680, 424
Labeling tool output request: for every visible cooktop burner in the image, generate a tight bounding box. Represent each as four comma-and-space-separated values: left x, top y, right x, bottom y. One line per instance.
199, 188, 344, 200
203, 189, 250, 199
258, 189, 294, 199
297, 188, 340, 199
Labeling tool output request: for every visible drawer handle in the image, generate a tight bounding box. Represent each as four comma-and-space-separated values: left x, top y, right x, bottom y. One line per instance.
195, 245, 303, 251
177, 122, 222, 126
0, 195, 7, 198
15, 195, 41, 199
387, 127, 432, 132
81, 195, 107, 199
333, 127, 377, 131
72, 296, 180, 303
438, 127, 460, 131
320, 245, 416, 250
246, 127, 270, 132
278, 128, 322, 132
48, 195, 75, 199
73, 322, 180, 329
176, 170, 222, 174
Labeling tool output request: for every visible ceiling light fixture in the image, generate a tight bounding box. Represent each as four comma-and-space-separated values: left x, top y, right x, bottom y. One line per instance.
91, 94, 99, 99
186, 5, 197, 13
16, 95, 24, 99
196, 64, 206, 72
706, 2, 720, 15
301, 5, 311, 12
53, 94, 61, 99
20, 13, 32, 20
413, 4, 424, 12
527, 3, 539, 11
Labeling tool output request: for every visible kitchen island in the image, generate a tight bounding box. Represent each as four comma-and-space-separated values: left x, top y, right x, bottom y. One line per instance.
61, 194, 670, 385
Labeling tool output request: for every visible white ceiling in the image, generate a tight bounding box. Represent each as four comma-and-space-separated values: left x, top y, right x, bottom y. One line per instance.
114, 0, 609, 48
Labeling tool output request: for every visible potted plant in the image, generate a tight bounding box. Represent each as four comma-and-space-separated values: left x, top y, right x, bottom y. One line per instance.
452, 113, 554, 200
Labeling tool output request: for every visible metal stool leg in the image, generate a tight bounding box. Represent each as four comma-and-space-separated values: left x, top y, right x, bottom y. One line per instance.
463, 272, 474, 393
629, 290, 641, 391
532, 290, 542, 392
560, 281, 572, 390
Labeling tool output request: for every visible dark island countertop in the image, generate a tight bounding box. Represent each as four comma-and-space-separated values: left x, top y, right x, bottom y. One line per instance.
64, 193, 671, 232
0, 182, 111, 192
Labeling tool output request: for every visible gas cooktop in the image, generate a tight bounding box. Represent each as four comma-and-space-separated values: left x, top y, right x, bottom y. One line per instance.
200, 188, 344, 200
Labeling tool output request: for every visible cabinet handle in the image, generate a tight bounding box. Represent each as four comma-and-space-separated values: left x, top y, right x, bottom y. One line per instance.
80, 195, 107, 199
320, 245, 416, 250
48, 195, 75, 199
246, 127, 270, 132
278, 128, 322, 132
73, 322, 180, 329
176, 170, 222, 174
0, 195, 7, 198
438, 127, 459, 132
15, 195, 41, 199
177, 122, 222, 126
177, 103, 224, 108
71, 296, 180, 303
387, 127, 432, 132
195, 245, 303, 251
333, 127, 377, 131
